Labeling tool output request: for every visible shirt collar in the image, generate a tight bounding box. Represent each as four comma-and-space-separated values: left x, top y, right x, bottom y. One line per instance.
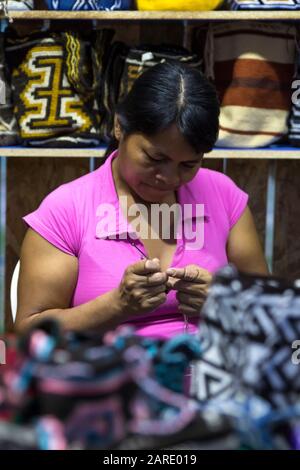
96, 150, 136, 239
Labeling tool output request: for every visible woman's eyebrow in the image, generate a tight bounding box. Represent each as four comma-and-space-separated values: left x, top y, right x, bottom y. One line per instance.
155, 151, 170, 159
146, 149, 171, 159
154, 150, 201, 163
183, 157, 202, 163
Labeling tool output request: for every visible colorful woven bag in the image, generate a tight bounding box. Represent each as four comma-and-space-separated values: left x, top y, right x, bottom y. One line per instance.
289, 50, 300, 147
204, 22, 297, 148
0, 33, 20, 146
0, 0, 33, 12
5, 29, 112, 147
118, 44, 202, 99
0, 0, 49, 18
192, 264, 300, 409
227, 0, 300, 10
136, 0, 224, 10
44, 0, 133, 10
99, 43, 202, 142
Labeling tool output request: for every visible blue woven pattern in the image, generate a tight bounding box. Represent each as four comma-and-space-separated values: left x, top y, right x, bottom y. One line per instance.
45, 0, 133, 10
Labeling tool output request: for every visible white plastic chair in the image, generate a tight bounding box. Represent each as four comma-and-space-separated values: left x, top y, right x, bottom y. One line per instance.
10, 260, 20, 323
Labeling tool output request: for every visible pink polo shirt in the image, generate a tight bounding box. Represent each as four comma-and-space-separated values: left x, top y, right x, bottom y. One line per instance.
23, 150, 248, 339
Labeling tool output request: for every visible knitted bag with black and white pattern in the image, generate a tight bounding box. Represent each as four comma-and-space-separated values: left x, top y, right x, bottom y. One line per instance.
227, 0, 300, 10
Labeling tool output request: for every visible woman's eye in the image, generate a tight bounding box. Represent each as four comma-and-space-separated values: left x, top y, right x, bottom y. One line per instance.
181, 163, 197, 169
145, 152, 161, 163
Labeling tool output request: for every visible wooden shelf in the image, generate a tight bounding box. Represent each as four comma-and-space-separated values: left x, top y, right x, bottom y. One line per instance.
1, 146, 300, 159
209, 147, 300, 159
0, 147, 106, 157
1, 10, 300, 21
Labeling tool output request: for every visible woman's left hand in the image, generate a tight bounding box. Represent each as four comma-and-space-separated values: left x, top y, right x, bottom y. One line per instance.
165, 264, 212, 317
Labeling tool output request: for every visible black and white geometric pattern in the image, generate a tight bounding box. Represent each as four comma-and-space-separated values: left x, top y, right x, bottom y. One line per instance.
227, 0, 300, 9
192, 265, 300, 409
0, 1, 33, 11
289, 52, 300, 147
0, 34, 20, 146
45, 0, 132, 10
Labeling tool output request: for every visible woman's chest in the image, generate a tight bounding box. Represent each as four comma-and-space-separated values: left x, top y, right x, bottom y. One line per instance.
72, 206, 230, 306
140, 237, 178, 273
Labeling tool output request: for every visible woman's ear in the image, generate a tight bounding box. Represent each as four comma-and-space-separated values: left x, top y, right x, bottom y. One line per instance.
114, 115, 123, 142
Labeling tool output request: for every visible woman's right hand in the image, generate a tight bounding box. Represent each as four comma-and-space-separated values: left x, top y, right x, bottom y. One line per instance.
113, 258, 168, 318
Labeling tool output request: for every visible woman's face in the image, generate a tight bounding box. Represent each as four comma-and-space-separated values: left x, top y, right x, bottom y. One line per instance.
114, 122, 204, 203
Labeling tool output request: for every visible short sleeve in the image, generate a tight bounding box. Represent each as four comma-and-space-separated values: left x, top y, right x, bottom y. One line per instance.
222, 175, 249, 229
22, 183, 80, 257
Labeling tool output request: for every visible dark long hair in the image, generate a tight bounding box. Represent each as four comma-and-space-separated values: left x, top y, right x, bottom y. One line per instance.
104, 61, 220, 158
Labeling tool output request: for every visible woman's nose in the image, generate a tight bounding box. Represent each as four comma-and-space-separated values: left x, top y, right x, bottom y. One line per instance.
155, 164, 180, 187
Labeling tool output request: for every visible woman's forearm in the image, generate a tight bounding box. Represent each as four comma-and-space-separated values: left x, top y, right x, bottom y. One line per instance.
15, 288, 125, 334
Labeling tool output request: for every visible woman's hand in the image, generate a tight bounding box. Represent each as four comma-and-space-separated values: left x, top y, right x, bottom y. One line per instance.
114, 258, 168, 318
166, 264, 212, 317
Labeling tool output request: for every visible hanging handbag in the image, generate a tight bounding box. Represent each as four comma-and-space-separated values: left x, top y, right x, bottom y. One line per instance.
118, 44, 202, 99
0, 0, 33, 12
99, 43, 202, 142
227, 0, 300, 10
204, 22, 297, 148
44, 0, 134, 10
0, 33, 20, 146
5, 29, 113, 147
289, 49, 300, 146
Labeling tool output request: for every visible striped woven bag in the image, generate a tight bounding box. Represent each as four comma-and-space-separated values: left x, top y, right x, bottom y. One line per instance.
204, 22, 297, 148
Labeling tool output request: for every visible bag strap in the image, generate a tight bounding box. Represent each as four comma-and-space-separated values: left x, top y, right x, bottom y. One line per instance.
62, 29, 114, 97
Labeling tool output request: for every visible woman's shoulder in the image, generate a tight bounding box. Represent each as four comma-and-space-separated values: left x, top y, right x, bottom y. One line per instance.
63, 166, 102, 192
46, 166, 103, 206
